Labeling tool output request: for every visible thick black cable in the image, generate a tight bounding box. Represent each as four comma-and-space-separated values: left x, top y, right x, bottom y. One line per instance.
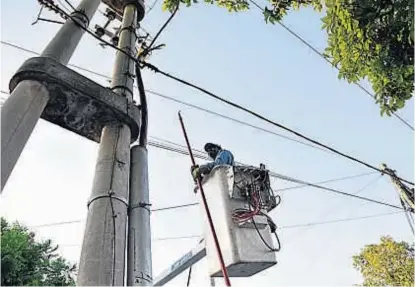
142, 62, 414, 186
247, 0, 414, 132
38, 1, 414, 135
0, 41, 337, 154
0, 89, 407, 211
252, 218, 279, 252
1, 40, 407, 166
135, 62, 148, 146
34, 0, 415, 138
62, 0, 76, 11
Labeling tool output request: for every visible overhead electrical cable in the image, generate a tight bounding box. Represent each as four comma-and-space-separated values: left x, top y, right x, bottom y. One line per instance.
0, 41, 328, 154
10, 3, 412, 184
247, 0, 414, 132
141, 61, 414, 186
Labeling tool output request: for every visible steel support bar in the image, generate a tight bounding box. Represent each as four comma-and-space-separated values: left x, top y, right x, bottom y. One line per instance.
1, 0, 101, 192
127, 145, 152, 285
154, 241, 206, 286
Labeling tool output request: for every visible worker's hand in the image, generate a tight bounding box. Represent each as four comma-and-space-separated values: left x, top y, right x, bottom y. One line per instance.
191, 165, 200, 182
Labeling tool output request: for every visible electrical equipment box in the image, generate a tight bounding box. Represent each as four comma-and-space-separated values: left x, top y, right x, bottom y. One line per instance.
196, 165, 278, 278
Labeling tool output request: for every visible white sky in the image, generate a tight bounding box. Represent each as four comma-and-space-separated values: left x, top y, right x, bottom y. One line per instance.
1, 0, 414, 286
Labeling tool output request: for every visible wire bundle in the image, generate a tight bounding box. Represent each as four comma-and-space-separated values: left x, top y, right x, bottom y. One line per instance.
231, 190, 261, 224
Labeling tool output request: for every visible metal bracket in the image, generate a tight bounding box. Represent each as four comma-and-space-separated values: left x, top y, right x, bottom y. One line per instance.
129, 202, 152, 212
133, 272, 152, 284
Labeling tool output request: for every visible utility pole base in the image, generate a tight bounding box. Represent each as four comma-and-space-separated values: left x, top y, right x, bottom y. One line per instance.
10, 57, 141, 143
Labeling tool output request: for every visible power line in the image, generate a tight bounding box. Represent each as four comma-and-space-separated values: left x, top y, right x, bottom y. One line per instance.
7, 6, 412, 185
4, 41, 410, 186
146, 0, 161, 14
146, 139, 404, 210
279, 173, 384, 247
56, 235, 203, 249
3, 40, 411, 188
269, 171, 403, 210
275, 171, 377, 192
280, 210, 403, 229
0, 42, 409, 208
152, 202, 199, 212
29, 211, 402, 240
0, 41, 329, 154
142, 61, 414, 186
58, 211, 403, 249
30, 219, 82, 228
145, 90, 329, 153
0, 89, 406, 211
247, 0, 414, 132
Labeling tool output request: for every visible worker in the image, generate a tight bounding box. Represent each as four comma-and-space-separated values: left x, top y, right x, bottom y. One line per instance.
191, 143, 234, 181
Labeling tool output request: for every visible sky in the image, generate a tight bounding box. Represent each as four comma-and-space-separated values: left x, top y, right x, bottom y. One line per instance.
1, 0, 414, 286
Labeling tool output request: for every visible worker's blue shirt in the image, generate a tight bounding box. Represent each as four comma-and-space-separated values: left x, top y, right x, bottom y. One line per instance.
202, 150, 234, 172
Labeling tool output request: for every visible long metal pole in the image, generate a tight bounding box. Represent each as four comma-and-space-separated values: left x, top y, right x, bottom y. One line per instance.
1, 0, 101, 192
177, 112, 231, 286
77, 4, 137, 286
127, 145, 152, 286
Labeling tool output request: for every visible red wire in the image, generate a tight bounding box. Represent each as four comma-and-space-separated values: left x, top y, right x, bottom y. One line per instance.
233, 190, 261, 222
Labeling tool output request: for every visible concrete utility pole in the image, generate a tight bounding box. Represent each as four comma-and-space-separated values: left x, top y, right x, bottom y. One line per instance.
77, 1, 143, 285
1, 0, 101, 192
127, 145, 152, 285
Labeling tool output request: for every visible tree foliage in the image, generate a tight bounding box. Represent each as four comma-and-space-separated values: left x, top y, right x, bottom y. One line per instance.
352, 236, 414, 286
162, 0, 414, 115
1, 217, 76, 286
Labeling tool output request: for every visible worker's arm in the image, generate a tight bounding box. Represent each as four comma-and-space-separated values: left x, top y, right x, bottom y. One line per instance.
199, 150, 234, 175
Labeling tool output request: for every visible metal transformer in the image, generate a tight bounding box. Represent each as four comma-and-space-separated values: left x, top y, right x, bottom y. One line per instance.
197, 165, 278, 277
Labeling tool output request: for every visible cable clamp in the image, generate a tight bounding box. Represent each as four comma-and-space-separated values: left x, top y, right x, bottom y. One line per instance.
69, 9, 90, 28
119, 25, 138, 37
87, 191, 129, 208
130, 202, 152, 212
